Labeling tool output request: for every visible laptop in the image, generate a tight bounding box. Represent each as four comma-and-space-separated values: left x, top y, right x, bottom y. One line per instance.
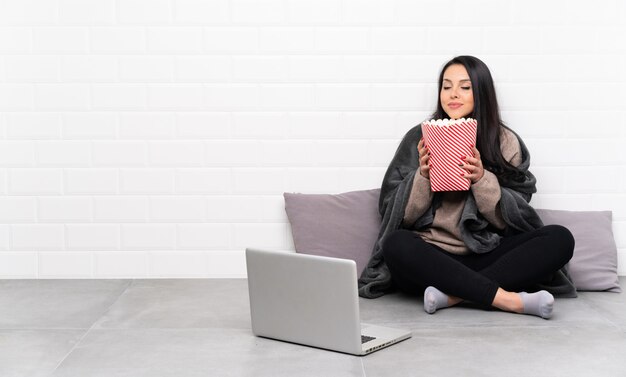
245, 248, 412, 356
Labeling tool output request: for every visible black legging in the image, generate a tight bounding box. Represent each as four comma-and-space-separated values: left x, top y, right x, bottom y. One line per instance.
382, 225, 575, 306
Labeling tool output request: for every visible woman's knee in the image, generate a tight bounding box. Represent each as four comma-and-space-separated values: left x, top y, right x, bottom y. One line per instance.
382, 229, 416, 265
543, 224, 575, 262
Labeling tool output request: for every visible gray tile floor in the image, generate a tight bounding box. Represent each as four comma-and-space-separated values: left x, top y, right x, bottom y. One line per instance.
1, 278, 625, 377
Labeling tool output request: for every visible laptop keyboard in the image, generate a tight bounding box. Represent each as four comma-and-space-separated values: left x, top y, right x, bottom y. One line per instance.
361, 335, 376, 344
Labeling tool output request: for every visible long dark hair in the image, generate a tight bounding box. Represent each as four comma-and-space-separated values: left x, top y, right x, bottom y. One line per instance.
431, 55, 523, 182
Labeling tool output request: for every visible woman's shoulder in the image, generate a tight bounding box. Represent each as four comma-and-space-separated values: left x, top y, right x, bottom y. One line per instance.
394, 123, 424, 150
403, 123, 424, 140
499, 126, 522, 166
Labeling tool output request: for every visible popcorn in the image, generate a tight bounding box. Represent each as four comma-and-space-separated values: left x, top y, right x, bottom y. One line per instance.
421, 118, 478, 191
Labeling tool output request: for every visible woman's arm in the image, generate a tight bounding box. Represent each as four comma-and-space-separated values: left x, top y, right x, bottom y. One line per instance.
471, 170, 507, 229
402, 136, 435, 226
470, 129, 522, 230
402, 172, 434, 227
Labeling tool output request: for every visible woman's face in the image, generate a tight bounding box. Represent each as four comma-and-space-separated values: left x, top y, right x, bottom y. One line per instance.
440, 64, 474, 119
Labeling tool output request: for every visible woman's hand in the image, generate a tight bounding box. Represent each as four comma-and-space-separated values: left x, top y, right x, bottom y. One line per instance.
418, 137, 431, 179
461, 146, 484, 184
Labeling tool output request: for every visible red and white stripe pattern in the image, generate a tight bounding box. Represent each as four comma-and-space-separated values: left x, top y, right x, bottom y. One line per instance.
422, 118, 478, 192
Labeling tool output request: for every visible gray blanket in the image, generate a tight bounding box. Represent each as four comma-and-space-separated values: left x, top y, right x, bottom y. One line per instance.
358, 124, 577, 299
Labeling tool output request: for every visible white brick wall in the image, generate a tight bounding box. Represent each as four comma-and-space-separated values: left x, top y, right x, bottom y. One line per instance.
0, 0, 625, 278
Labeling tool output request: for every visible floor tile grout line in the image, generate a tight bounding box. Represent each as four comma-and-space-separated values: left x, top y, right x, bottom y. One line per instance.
44, 327, 253, 331
0, 327, 98, 331
360, 357, 367, 377
575, 293, 625, 331
48, 279, 135, 375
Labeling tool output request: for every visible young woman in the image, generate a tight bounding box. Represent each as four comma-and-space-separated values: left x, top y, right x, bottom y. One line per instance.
358, 56, 576, 319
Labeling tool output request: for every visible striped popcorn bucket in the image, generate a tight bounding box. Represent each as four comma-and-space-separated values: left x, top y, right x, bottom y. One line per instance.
421, 118, 478, 192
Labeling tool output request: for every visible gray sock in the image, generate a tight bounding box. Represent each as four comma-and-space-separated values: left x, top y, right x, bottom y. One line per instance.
519, 291, 554, 319
424, 286, 450, 314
